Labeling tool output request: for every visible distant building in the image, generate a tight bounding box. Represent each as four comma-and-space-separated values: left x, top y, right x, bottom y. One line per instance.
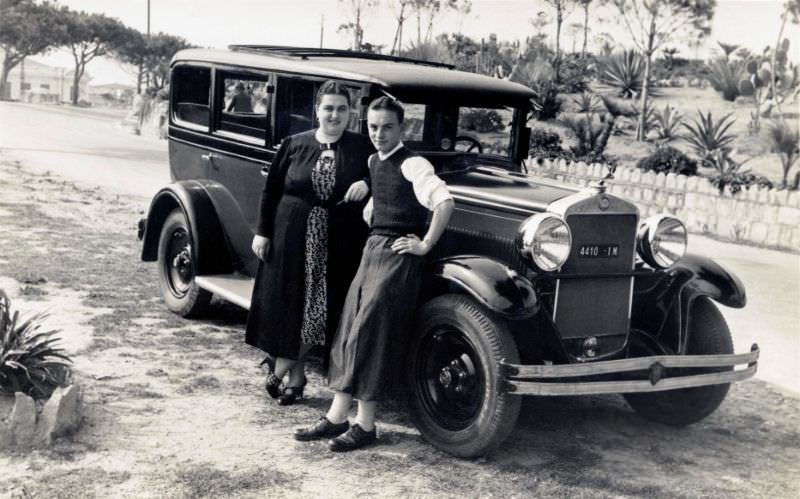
0, 54, 89, 103
87, 82, 135, 108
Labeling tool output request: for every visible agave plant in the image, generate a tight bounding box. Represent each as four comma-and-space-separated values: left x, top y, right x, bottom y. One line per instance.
597, 50, 657, 99
635, 98, 660, 140
572, 92, 601, 113
530, 79, 562, 121
563, 113, 615, 160
682, 111, 737, 168
706, 57, 746, 102
707, 152, 773, 194
0, 290, 71, 399
654, 104, 684, 141
767, 120, 800, 189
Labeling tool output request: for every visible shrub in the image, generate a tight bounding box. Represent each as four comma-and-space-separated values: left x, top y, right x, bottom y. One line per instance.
706, 57, 746, 101
707, 152, 774, 194
597, 50, 656, 99
767, 120, 800, 189
636, 146, 698, 176
557, 54, 593, 93
654, 104, 683, 141
0, 290, 71, 399
528, 128, 570, 161
530, 80, 562, 121
460, 109, 505, 133
682, 111, 737, 168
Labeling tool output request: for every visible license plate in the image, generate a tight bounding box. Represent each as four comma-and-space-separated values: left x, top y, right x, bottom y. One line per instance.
578, 244, 619, 258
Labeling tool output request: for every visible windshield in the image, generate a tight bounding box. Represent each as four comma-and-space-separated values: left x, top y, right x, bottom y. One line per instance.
395, 99, 517, 159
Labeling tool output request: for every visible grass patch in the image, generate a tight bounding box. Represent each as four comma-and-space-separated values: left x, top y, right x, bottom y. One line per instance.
178, 375, 221, 394
0, 467, 131, 499
174, 463, 299, 498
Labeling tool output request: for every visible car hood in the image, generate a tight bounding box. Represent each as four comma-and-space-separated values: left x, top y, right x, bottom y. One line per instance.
440, 167, 581, 214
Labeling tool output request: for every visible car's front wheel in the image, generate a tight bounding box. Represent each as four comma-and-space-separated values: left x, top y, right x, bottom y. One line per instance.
407, 294, 521, 458
157, 209, 211, 317
624, 297, 734, 426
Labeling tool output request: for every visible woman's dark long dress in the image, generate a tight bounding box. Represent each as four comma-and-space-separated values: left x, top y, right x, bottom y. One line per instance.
245, 129, 373, 361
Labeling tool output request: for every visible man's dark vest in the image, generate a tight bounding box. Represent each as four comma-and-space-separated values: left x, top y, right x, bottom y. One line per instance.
369, 147, 428, 237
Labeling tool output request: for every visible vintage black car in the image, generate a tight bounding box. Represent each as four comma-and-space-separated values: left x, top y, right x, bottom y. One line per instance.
138, 45, 759, 457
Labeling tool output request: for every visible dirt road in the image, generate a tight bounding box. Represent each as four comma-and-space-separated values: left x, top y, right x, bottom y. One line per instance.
1, 152, 799, 498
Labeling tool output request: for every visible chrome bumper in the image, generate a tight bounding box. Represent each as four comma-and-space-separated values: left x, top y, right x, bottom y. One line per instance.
501, 344, 759, 396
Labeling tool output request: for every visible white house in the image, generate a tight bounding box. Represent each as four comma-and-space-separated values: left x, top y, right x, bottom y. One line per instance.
1, 54, 90, 103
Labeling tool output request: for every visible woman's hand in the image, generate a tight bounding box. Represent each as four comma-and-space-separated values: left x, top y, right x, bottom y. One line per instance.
391, 234, 431, 256
252, 235, 271, 261
343, 180, 369, 202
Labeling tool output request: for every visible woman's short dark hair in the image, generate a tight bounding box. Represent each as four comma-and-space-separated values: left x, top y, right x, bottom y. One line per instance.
315, 80, 351, 107
368, 96, 404, 124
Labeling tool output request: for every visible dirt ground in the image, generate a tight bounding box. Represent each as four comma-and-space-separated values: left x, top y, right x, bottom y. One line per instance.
1, 154, 799, 499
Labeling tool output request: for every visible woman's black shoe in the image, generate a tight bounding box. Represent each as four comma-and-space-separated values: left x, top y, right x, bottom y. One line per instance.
277, 378, 306, 406
265, 373, 282, 399
328, 423, 377, 452
293, 417, 349, 441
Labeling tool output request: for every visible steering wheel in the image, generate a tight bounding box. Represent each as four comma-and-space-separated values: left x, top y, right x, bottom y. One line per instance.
453, 136, 483, 154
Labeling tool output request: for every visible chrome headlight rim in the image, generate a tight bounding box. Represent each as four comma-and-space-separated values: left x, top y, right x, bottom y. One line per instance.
637, 214, 687, 269
516, 213, 573, 272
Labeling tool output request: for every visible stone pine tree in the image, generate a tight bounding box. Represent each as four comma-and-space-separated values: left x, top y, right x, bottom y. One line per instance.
0, 0, 67, 100
542, 0, 575, 82
577, 0, 593, 58
62, 10, 129, 105
611, 0, 715, 140
337, 0, 379, 51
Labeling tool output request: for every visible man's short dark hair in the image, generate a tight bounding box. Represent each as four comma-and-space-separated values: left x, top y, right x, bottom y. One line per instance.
368, 96, 404, 124
315, 80, 351, 107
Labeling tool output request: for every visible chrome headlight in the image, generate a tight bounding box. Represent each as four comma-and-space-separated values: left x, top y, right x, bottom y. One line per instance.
517, 213, 572, 272
637, 215, 687, 269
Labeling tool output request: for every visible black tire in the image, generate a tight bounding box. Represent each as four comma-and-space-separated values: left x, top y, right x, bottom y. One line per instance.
407, 294, 521, 457
624, 297, 734, 426
156, 209, 212, 317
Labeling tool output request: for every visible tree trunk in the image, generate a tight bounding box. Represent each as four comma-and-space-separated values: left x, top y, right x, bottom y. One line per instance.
0, 56, 13, 100
581, 4, 589, 58
554, 1, 563, 82
637, 14, 658, 142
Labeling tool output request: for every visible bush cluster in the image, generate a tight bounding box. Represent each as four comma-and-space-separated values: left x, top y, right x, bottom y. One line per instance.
459, 109, 505, 133
636, 146, 698, 176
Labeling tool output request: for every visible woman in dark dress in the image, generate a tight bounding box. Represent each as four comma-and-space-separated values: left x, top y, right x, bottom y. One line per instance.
245, 81, 373, 405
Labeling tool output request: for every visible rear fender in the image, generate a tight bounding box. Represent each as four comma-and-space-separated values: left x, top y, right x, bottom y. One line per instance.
140, 181, 234, 275
431, 256, 538, 319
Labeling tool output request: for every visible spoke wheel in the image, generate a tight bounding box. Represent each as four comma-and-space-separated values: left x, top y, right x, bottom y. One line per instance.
157, 209, 211, 317
408, 294, 520, 457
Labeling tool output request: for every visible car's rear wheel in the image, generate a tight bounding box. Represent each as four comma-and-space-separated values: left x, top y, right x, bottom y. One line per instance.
624, 297, 734, 426
157, 209, 211, 317
407, 294, 520, 458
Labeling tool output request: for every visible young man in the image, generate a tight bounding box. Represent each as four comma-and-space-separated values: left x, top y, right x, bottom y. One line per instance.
294, 96, 454, 452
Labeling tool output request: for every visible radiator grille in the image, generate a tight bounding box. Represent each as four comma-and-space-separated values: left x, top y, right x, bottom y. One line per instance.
554, 214, 638, 339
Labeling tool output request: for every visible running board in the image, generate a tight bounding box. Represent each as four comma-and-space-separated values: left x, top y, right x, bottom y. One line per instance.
195, 274, 254, 310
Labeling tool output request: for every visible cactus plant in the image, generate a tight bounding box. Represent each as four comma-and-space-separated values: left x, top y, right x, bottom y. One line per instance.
738, 38, 800, 133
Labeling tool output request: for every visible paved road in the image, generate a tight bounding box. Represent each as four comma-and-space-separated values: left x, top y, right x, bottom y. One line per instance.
1, 101, 798, 394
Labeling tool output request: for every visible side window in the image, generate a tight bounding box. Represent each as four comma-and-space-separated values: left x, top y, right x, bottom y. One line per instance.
274, 77, 364, 143
275, 77, 316, 141
402, 103, 426, 142
172, 66, 211, 130
215, 72, 271, 146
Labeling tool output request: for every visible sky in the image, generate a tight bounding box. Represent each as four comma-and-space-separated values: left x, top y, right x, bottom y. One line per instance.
31, 0, 800, 85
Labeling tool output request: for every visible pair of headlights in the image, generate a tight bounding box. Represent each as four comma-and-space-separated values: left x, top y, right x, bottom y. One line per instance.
516, 213, 687, 272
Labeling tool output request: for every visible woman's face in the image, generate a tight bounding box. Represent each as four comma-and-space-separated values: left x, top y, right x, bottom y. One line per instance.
316, 94, 350, 137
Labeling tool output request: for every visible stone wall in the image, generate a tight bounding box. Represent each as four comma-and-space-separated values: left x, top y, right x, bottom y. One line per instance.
528, 158, 800, 253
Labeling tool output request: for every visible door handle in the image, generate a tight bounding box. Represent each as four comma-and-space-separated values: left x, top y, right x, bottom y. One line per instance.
201, 152, 217, 161
260, 166, 269, 177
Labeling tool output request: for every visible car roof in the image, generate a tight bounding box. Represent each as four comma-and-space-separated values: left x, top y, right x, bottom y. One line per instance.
172, 46, 535, 105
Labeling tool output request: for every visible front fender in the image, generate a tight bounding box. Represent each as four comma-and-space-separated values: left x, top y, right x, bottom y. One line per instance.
632, 253, 746, 354
140, 181, 233, 275
431, 255, 538, 318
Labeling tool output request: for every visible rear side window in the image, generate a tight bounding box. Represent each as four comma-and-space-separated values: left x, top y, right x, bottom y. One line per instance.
215, 72, 271, 146
274, 77, 364, 143
172, 66, 211, 130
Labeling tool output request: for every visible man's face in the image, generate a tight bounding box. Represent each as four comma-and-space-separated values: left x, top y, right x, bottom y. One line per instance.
367, 108, 402, 154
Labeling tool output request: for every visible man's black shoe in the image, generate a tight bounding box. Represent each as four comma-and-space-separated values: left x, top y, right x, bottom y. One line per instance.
328, 423, 377, 452
293, 417, 349, 441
